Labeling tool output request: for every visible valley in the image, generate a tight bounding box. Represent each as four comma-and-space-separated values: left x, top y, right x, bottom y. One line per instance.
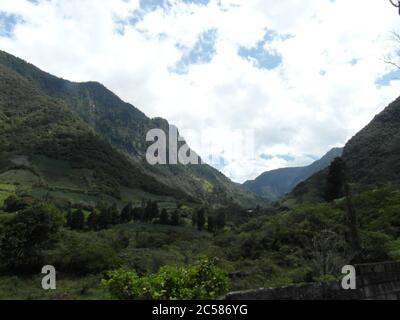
1, 50, 400, 300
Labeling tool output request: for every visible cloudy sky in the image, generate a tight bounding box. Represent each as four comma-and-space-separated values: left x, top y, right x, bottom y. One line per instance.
1, 0, 400, 183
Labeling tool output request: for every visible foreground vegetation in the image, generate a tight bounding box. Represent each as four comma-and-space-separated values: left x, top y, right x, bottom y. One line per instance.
1, 172, 400, 299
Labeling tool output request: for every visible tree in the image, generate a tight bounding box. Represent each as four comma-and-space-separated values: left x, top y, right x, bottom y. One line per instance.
66, 210, 73, 229
171, 210, 180, 226
133, 207, 144, 221
325, 158, 361, 260
120, 202, 133, 224
344, 181, 362, 261
390, 0, 400, 15
72, 209, 85, 230
215, 211, 226, 231
192, 211, 198, 227
196, 208, 206, 231
207, 215, 215, 233
384, 32, 400, 70
87, 210, 100, 230
109, 203, 120, 225
145, 201, 159, 222
325, 157, 346, 202
160, 208, 169, 225
0, 203, 64, 273
311, 230, 347, 277
96, 204, 120, 229
67, 209, 85, 230
98, 206, 113, 229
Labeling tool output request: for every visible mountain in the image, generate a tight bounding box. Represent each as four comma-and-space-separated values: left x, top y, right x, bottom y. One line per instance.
243, 147, 343, 201
0, 63, 183, 201
291, 96, 400, 202
0, 50, 260, 207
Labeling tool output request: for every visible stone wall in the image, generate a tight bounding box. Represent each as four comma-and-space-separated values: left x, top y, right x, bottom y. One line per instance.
226, 261, 400, 300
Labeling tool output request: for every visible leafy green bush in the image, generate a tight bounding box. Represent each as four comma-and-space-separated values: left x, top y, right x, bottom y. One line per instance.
386, 238, 400, 260
0, 202, 64, 273
48, 230, 121, 274
102, 257, 229, 300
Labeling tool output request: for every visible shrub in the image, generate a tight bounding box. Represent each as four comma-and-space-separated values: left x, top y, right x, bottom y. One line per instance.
3, 195, 32, 213
102, 257, 229, 300
0, 202, 64, 273
48, 231, 121, 274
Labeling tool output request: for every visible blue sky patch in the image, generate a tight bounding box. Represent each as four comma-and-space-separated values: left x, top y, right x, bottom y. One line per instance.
182, 0, 209, 5
139, 0, 209, 11
349, 58, 358, 66
172, 29, 217, 74
260, 154, 274, 160
260, 154, 295, 162
0, 12, 22, 38
376, 69, 400, 86
238, 30, 290, 70
115, 0, 210, 34
140, 0, 170, 11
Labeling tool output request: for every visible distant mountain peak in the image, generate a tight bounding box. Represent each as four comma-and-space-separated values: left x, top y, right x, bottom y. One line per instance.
243, 147, 343, 201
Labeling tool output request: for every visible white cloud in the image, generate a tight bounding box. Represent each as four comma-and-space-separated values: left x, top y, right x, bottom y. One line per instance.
1, 0, 400, 183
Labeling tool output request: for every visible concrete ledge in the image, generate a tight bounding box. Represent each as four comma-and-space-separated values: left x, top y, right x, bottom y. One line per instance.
226, 261, 400, 300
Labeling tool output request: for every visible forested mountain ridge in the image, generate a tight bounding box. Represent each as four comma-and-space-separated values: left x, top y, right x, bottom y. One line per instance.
343, 97, 400, 185
0, 63, 183, 200
243, 147, 343, 201
0, 50, 260, 207
291, 97, 400, 202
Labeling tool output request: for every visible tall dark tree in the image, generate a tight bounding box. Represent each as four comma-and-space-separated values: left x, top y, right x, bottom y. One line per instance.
133, 207, 144, 221
171, 210, 180, 226
344, 182, 361, 261
325, 157, 361, 260
87, 210, 100, 230
196, 208, 206, 231
66, 209, 73, 229
98, 206, 113, 229
160, 208, 169, 225
207, 215, 215, 233
120, 202, 133, 224
145, 201, 159, 222
192, 211, 198, 227
325, 157, 346, 202
109, 203, 120, 225
71, 209, 85, 230
215, 211, 226, 231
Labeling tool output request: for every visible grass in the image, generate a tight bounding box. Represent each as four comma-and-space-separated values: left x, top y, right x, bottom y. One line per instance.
0, 275, 109, 300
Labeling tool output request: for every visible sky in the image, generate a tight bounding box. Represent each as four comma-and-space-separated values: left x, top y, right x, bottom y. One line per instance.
1, 0, 400, 183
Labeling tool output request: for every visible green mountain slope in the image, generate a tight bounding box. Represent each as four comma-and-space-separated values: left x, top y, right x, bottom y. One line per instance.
0, 50, 260, 207
290, 97, 400, 202
343, 97, 400, 186
0, 64, 183, 202
243, 147, 343, 201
